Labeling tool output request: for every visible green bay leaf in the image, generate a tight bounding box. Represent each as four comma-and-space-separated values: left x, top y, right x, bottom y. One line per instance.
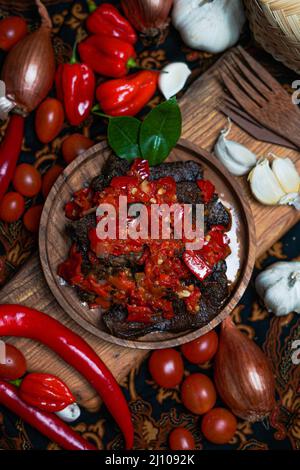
107, 116, 141, 160
139, 98, 182, 166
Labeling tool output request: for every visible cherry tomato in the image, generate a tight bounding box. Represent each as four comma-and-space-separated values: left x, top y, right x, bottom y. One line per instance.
0, 16, 27, 51
181, 373, 216, 415
169, 428, 195, 450
13, 164, 42, 198
35, 98, 64, 144
0, 192, 25, 222
42, 164, 63, 199
181, 330, 219, 364
149, 349, 184, 388
62, 134, 94, 164
23, 204, 43, 233
201, 408, 237, 444
0, 343, 27, 380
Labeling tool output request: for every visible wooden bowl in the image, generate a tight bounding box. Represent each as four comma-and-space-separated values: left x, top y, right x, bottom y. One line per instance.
39, 139, 256, 349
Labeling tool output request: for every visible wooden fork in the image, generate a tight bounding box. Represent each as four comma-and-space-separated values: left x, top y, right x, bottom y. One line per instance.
219, 46, 300, 149
219, 96, 298, 150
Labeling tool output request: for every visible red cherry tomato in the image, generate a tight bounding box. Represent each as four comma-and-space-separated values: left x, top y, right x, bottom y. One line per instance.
181, 373, 216, 415
13, 164, 42, 198
42, 165, 63, 199
62, 134, 94, 164
169, 428, 195, 450
201, 408, 237, 444
35, 98, 64, 144
0, 343, 27, 380
149, 349, 184, 388
23, 204, 43, 233
0, 16, 27, 51
181, 330, 219, 364
0, 192, 25, 222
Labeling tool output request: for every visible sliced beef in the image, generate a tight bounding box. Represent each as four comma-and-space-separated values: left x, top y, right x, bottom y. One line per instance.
98, 251, 144, 268
102, 261, 229, 339
102, 304, 166, 339
90, 155, 131, 192
90, 174, 106, 193
150, 160, 203, 182
176, 181, 203, 205
206, 200, 231, 229
67, 213, 96, 252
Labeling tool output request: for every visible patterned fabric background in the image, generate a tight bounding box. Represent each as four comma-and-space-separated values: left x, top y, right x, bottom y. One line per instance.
0, 0, 299, 451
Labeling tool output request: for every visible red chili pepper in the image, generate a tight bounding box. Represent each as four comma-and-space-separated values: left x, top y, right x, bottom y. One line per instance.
197, 179, 215, 203
19, 373, 75, 412
78, 34, 137, 78
129, 159, 150, 180
55, 46, 95, 126
126, 305, 153, 323
0, 380, 96, 450
0, 115, 24, 202
65, 187, 93, 220
95, 70, 158, 116
57, 244, 84, 286
86, 1, 137, 44
0, 305, 134, 449
110, 175, 139, 189
182, 251, 212, 281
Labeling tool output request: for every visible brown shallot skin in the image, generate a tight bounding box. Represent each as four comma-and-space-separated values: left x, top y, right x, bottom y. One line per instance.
1, 0, 55, 114
214, 316, 275, 422
121, 0, 173, 44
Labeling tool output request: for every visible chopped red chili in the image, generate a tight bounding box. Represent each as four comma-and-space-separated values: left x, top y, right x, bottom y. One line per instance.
197, 179, 215, 203
59, 161, 231, 322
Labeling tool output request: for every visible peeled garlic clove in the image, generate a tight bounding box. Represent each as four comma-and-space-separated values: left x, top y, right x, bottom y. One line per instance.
159, 62, 191, 100
249, 159, 285, 205
55, 403, 81, 423
279, 193, 300, 211
272, 157, 300, 194
214, 123, 257, 176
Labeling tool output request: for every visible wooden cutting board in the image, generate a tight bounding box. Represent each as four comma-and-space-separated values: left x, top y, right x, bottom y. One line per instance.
1, 48, 300, 411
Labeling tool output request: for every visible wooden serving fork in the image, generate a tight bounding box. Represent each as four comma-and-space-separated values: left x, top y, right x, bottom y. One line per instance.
219, 46, 300, 150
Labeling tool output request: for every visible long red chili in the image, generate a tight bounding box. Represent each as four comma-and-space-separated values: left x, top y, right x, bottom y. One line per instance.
0, 304, 134, 449
0, 380, 96, 450
0, 114, 24, 201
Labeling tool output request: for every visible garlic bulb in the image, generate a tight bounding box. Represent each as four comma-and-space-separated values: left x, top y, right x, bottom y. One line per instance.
172, 0, 245, 54
249, 159, 285, 205
255, 262, 300, 316
214, 121, 257, 176
159, 62, 191, 100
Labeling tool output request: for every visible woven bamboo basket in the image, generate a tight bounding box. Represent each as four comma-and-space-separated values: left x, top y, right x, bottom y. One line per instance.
244, 0, 300, 73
